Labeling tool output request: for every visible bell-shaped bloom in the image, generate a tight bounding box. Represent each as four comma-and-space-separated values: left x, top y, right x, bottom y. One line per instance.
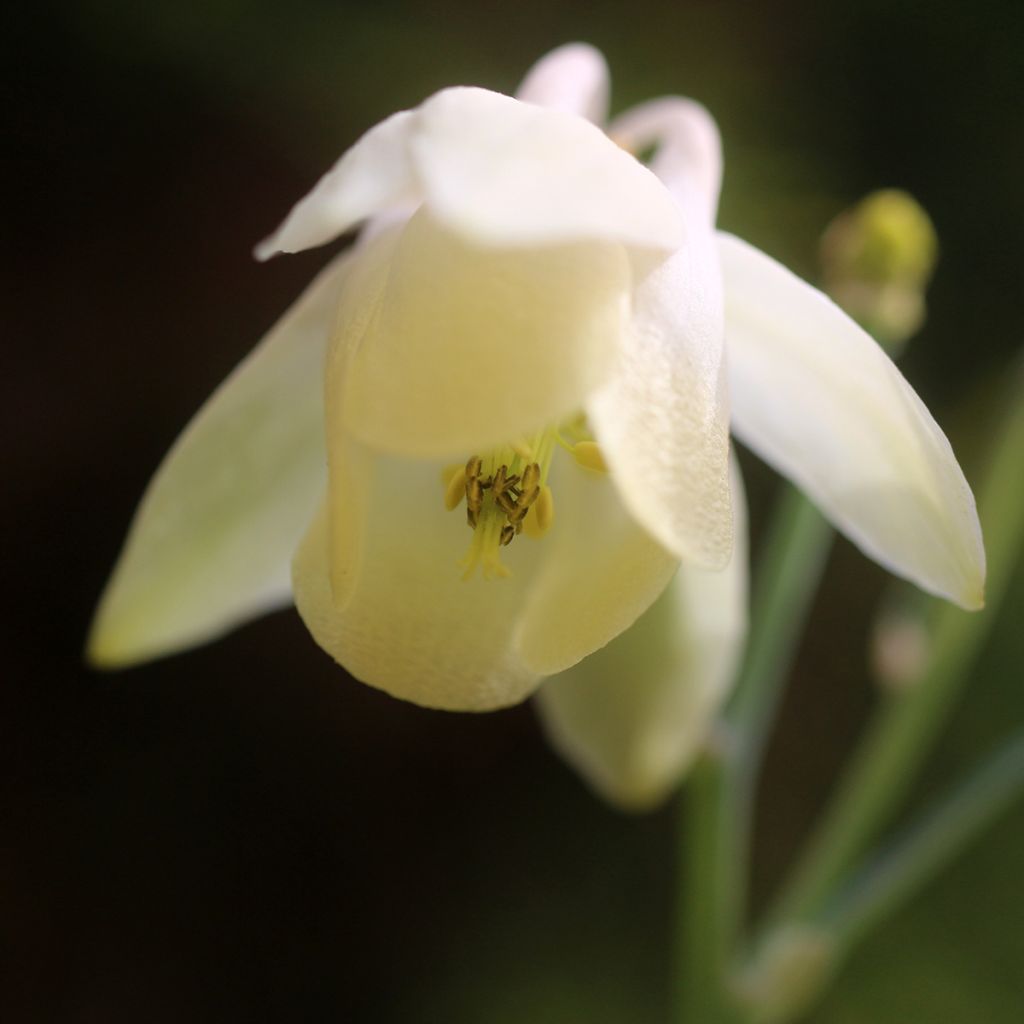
537, 455, 749, 809
88, 45, 984, 808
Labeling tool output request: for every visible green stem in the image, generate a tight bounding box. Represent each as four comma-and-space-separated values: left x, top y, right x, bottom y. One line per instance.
722, 488, 834, 962
823, 731, 1024, 951
679, 752, 737, 1023
729, 488, 835, 765
768, 379, 1024, 928
678, 485, 834, 1022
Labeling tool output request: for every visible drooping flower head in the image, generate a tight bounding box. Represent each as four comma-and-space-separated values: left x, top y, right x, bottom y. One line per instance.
88, 44, 983, 807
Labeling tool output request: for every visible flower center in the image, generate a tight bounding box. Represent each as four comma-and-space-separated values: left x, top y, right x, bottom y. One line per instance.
442, 417, 607, 580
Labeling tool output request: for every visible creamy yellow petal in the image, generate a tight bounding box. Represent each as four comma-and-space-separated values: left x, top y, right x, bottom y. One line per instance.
513, 460, 680, 676
411, 87, 684, 250
720, 232, 986, 610
88, 255, 350, 667
536, 457, 748, 810
293, 440, 545, 711
335, 210, 631, 458
587, 227, 733, 569
515, 43, 610, 123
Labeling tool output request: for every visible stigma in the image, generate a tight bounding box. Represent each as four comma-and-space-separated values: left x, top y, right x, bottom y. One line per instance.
443, 421, 606, 580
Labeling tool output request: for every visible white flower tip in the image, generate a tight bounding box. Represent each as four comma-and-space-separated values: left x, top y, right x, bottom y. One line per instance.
84, 602, 167, 671
962, 537, 987, 611
591, 772, 677, 814
252, 199, 325, 263
253, 235, 281, 262
516, 42, 610, 123
540, 705, 712, 812
84, 585, 226, 671
84, 618, 125, 670
957, 577, 985, 612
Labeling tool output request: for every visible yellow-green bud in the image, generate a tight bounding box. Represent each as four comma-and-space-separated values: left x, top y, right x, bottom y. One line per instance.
820, 189, 939, 353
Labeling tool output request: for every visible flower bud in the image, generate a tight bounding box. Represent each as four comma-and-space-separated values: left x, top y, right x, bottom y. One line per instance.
734, 925, 837, 1024
820, 189, 938, 353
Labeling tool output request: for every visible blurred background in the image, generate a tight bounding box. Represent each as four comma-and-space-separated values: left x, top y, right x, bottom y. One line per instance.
5, 1, 1023, 1021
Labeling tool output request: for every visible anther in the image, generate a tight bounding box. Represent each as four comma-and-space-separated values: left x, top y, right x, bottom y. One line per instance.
466, 474, 484, 528
535, 485, 554, 530
523, 485, 554, 538
492, 465, 520, 492
519, 462, 540, 492
444, 466, 467, 511
571, 440, 608, 473
491, 465, 522, 516
496, 491, 519, 516
512, 463, 541, 519
512, 503, 533, 525
454, 436, 559, 578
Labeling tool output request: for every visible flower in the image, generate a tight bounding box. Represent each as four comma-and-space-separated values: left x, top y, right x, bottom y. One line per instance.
88, 45, 984, 808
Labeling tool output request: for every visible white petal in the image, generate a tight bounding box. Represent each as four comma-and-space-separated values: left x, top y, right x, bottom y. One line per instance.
537, 457, 748, 810
609, 97, 722, 221
336, 210, 631, 458
256, 84, 683, 258
587, 222, 733, 569
87, 255, 350, 667
515, 43, 610, 123
720, 232, 986, 609
513, 460, 681, 676
292, 442, 544, 711
255, 110, 419, 260
410, 87, 684, 250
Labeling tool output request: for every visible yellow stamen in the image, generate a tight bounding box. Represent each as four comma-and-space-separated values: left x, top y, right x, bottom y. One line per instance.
443, 418, 587, 578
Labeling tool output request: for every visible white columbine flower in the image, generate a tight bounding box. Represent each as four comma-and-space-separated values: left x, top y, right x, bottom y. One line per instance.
88, 45, 984, 809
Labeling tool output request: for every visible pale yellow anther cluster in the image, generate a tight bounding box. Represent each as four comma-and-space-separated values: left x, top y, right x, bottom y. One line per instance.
440, 415, 613, 579
443, 427, 564, 579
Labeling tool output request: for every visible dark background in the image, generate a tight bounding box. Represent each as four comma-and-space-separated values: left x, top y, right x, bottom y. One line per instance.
4, 1, 1024, 1021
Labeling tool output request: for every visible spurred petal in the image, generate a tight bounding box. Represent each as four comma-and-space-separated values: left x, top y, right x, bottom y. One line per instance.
335, 211, 631, 458
720, 232, 986, 609
258, 86, 683, 259
255, 111, 419, 260
292, 442, 544, 711
587, 224, 733, 569
514, 461, 681, 675
410, 87, 684, 250
87, 255, 350, 667
515, 42, 610, 123
609, 97, 723, 221
537, 457, 748, 810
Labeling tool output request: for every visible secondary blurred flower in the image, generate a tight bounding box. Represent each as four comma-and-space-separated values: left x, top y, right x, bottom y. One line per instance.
820, 189, 939, 350
87, 45, 985, 808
